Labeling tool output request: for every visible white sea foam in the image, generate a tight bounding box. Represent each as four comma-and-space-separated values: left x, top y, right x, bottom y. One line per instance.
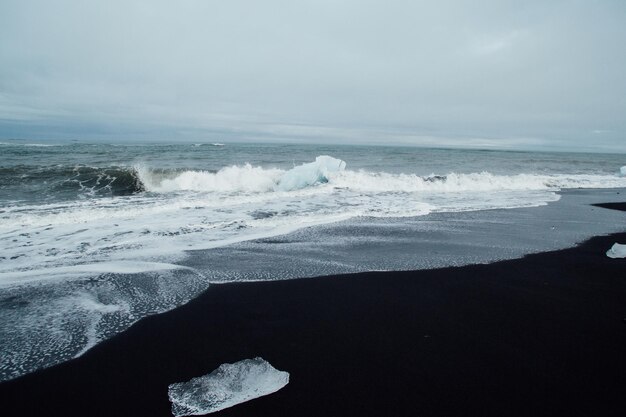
2, 156, 626, 287
0, 261, 188, 288
136, 155, 344, 193
135, 161, 626, 195
168, 358, 289, 416
136, 163, 283, 193
606, 243, 626, 258
0, 267, 209, 381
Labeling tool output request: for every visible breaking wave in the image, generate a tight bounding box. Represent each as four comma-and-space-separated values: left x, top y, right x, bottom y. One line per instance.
0, 165, 144, 199
135, 157, 626, 195
135, 155, 346, 193
54, 166, 145, 196
5, 155, 624, 203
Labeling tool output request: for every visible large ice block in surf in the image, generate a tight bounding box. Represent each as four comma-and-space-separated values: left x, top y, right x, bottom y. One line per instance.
620, 166, 626, 177
168, 357, 289, 416
276, 155, 346, 191
606, 243, 626, 258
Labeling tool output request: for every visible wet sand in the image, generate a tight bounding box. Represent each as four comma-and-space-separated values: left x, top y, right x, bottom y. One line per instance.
1, 205, 625, 417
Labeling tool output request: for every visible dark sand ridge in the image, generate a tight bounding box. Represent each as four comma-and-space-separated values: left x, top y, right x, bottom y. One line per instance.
0, 203, 625, 416
593, 202, 626, 212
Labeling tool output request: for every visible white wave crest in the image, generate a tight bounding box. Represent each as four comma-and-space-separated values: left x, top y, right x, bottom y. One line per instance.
332, 170, 626, 193
135, 156, 626, 196
0, 141, 61, 147
135, 155, 345, 193
136, 164, 283, 193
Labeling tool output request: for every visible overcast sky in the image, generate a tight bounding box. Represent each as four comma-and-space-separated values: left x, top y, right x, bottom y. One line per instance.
1, 0, 625, 151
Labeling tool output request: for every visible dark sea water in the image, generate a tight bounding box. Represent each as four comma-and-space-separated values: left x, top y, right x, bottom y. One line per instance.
2, 141, 625, 203
1, 139, 626, 381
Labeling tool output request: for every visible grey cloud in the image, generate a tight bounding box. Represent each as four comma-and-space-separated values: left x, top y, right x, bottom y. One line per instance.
0, 0, 625, 150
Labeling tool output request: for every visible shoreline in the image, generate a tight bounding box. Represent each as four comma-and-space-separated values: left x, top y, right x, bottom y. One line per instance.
183, 188, 626, 282
1, 208, 625, 416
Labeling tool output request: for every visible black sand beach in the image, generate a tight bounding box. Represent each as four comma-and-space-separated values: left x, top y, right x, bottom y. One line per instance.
1, 208, 625, 417
594, 202, 626, 212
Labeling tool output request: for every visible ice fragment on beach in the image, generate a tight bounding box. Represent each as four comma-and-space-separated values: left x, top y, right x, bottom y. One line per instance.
168, 357, 289, 416
277, 155, 346, 191
606, 243, 626, 259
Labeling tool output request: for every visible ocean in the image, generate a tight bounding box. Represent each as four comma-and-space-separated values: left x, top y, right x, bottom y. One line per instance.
1, 140, 625, 381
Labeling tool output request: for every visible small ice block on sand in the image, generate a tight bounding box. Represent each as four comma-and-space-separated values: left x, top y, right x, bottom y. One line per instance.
168, 357, 289, 416
606, 243, 626, 259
